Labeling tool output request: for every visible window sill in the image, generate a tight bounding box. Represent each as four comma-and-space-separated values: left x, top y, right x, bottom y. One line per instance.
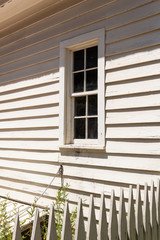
59, 144, 105, 152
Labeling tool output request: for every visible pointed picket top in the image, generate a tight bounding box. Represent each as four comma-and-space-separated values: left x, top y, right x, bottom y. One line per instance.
128, 185, 136, 240
31, 208, 41, 240
143, 183, 151, 240
75, 198, 85, 240
156, 179, 160, 239
98, 193, 108, 240
61, 201, 72, 240
12, 213, 22, 240
150, 180, 158, 240
136, 184, 144, 240
119, 188, 127, 240
47, 204, 57, 240
108, 190, 118, 240
86, 195, 97, 240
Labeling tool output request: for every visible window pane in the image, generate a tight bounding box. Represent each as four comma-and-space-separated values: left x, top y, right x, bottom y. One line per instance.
88, 118, 97, 139
75, 97, 86, 116
73, 72, 84, 93
73, 50, 84, 71
86, 46, 98, 69
86, 69, 97, 91
74, 118, 85, 139
88, 95, 97, 116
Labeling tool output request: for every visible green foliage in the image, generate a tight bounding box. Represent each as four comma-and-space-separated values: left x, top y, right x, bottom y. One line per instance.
40, 208, 49, 240
54, 183, 70, 239
0, 184, 78, 240
0, 197, 13, 240
21, 197, 38, 239
70, 207, 77, 236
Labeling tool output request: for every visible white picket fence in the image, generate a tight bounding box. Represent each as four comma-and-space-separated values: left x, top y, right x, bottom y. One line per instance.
12, 180, 160, 240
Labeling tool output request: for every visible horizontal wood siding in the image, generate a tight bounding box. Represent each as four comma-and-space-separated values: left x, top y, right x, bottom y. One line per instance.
0, 0, 160, 215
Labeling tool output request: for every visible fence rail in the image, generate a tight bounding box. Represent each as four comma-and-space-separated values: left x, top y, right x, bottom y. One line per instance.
12, 180, 160, 240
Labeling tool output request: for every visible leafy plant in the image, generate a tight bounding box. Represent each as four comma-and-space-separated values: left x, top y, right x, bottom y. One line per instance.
54, 183, 70, 239
0, 197, 13, 240
21, 197, 38, 239
0, 183, 78, 239
40, 208, 49, 240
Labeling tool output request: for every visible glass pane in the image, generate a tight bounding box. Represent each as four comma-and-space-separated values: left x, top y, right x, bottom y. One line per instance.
86, 69, 97, 91
73, 72, 84, 93
88, 95, 97, 116
88, 118, 97, 139
74, 118, 85, 139
86, 46, 98, 69
73, 50, 84, 71
75, 97, 86, 116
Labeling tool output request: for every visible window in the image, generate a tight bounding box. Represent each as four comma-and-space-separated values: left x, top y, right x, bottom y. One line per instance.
73, 46, 98, 140
60, 29, 105, 150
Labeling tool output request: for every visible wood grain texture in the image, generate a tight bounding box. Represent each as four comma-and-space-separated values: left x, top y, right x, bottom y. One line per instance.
0, 0, 159, 214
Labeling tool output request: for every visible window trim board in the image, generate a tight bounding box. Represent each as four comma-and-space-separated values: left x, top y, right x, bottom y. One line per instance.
59, 28, 105, 150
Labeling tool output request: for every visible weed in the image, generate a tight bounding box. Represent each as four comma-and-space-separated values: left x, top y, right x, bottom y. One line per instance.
0, 197, 12, 240
0, 183, 78, 239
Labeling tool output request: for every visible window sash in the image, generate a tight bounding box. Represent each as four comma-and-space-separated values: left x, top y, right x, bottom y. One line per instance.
59, 28, 105, 148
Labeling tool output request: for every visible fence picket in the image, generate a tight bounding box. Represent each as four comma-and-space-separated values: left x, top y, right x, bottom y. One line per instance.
3, 179, 160, 240
75, 198, 85, 240
108, 190, 118, 240
87, 195, 97, 240
12, 214, 22, 240
143, 183, 151, 240
128, 185, 136, 240
47, 204, 57, 240
119, 188, 127, 240
31, 208, 41, 240
98, 193, 108, 240
61, 202, 72, 240
156, 179, 160, 240
150, 180, 158, 240
136, 184, 144, 240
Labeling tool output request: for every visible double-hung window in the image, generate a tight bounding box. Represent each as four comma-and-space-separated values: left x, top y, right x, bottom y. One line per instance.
73, 46, 98, 140
60, 29, 105, 150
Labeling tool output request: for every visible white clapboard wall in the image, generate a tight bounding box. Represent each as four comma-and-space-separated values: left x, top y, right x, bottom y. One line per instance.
0, 0, 160, 217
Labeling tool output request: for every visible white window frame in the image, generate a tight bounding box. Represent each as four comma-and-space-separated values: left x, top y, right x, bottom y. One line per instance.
59, 28, 105, 150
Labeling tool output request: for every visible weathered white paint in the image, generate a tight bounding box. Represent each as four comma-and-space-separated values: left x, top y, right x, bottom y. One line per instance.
0, 0, 159, 216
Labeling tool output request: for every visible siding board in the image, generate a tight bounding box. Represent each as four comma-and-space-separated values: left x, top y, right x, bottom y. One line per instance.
0, 94, 59, 111
0, 72, 59, 90
106, 14, 160, 44
0, 0, 159, 211
106, 45, 160, 70
106, 77, 160, 97
0, 83, 59, 102
0, 116, 59, 129
107, 126, 160, 139
106, 30, 160, 56
0, 48, 59, 74
60, 154, 160, 172
106, 93, 160, 110
106, 109, 160, 124
106, 62, 160, 83
106, 140, 160, 155
0, 106, 59, 120
0, 58, 59, 83
0, 140, 59, 151
0, 165, 157, 190
0, 129, 59, 139
0, 150, 59, 161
